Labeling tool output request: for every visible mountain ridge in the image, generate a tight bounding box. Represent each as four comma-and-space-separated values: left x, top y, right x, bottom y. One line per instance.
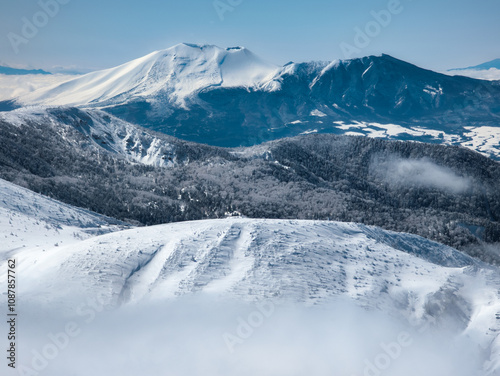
2, 46, 500, 374
8, 44, 500, 152
450, 58, 500, 71
0, 66, 51, 76
2, 106, 500, 265
0, 177, 128, 255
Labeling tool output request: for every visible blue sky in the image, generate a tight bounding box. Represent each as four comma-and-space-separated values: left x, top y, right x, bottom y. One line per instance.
0, 0, 499, 73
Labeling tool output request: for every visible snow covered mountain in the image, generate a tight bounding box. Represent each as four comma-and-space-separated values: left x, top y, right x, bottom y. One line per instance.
2, 105, 500, 261
0, 106, 184, 167
10, 45, 500, 155
4, 44, 500, 375
0, 66, 51, 75
451, 59, 500, 72
18, 43, 279, 108
2, 216, 499, 375
447, 59, 500, 81
0, 127, 499, 374
16, 217, 480, 306
0, 177, 128, 257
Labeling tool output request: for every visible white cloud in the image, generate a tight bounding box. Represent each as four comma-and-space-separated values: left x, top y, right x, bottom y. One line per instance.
0, 74, 76, 101
16, 297, 483, 376
371, 156, 472, 194
445, 68, 500, 81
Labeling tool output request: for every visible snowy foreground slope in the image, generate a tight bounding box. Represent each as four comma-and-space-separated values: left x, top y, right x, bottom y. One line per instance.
0, 176, 499, 375
13, 218, 477, 305
1, 217, 500, 375
0, 178, 128, 257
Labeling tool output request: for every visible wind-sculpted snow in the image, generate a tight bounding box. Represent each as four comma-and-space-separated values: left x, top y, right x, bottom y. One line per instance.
9, 218, 478, 306
2, 218, 499, 375
0, 177, 497, 374
0, 178, 128, 256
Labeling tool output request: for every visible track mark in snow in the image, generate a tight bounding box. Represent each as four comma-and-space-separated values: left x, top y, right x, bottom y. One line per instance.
118, 242, 177, 305
203, 223, 255, 294
150, 224, 233, 299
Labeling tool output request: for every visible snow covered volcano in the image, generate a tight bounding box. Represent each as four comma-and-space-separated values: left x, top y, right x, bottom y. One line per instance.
11, 44, 500, 153
18, 43, 279, 107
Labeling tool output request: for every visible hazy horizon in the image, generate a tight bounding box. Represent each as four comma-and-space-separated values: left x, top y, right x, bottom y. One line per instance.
1, 0, 499, 73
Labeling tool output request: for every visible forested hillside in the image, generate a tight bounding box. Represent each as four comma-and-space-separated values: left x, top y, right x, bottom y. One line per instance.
1, 108, 499, 263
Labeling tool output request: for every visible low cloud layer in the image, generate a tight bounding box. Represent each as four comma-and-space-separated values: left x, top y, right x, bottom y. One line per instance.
0, 74, 75, 101
371, 156, 472, 194
13, 297, 486, 376
446, 68, 500, 81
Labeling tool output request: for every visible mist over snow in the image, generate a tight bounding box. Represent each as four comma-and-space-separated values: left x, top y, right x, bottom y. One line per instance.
15, 297, 485, 376
370, 155, 472, 194
4, 215, 499, 375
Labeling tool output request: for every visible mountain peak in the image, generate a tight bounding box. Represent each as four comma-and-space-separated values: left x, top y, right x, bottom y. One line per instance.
450, 58, 500, 71
159, 43, 250, 59
18, 43, 278, 107
166, 42, 223, 53
180, 42, 213, 49
0, 66, 51, 75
